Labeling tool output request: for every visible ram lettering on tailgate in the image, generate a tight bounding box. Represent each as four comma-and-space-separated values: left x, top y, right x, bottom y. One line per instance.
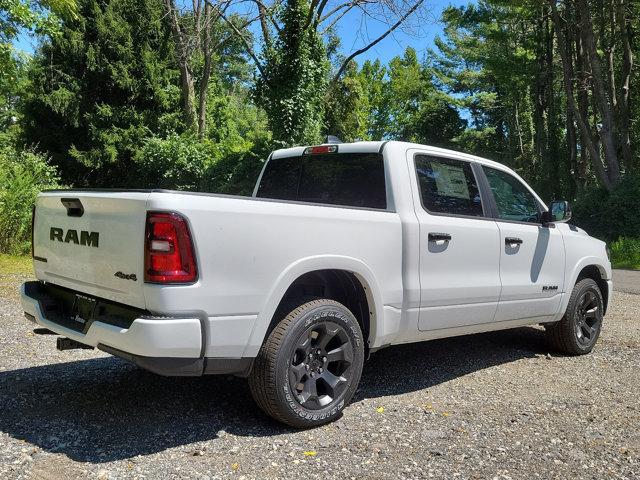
50, 227, 99, 248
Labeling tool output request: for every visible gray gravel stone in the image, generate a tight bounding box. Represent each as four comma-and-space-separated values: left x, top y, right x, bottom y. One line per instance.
1, 272, 638, 479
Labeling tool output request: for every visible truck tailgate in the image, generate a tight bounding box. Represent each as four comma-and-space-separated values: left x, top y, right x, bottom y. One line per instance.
32, 191, 150, 309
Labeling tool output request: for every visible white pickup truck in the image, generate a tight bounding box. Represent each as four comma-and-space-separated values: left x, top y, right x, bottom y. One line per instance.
21, 141, 612, 427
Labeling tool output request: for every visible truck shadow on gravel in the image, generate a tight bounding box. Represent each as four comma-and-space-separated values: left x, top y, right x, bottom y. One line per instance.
0, 326, 548, 462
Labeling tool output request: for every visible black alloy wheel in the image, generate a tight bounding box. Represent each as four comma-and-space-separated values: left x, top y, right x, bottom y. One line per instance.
547, 278, 604, 355
289, 321, 354, 409
249, 299, 365, 428
574, 289, 602, 348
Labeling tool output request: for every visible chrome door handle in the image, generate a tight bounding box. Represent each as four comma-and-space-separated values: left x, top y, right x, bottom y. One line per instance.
428, 232, 452, 242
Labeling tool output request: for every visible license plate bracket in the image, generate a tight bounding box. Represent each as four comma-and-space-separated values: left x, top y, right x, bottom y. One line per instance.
70, 294, 97, 329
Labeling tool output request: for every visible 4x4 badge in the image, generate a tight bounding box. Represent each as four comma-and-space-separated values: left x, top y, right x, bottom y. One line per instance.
114, 272, 137, 281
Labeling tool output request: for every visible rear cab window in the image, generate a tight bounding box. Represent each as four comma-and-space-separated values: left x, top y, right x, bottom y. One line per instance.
256, 152, 387, 210
414, 154, 485, 217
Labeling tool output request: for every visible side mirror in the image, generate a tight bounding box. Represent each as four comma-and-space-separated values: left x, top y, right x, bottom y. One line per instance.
542, 200, 572, 224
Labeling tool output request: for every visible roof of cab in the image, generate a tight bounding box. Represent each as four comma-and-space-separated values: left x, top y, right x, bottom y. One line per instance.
267, 140, 546, 206
270, 140, 510, 173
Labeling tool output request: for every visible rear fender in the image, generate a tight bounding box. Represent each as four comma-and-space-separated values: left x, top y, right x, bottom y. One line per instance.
241, 255, 384, 358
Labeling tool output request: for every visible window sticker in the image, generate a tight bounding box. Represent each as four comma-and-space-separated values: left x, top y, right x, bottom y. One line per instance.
432, 162, 470, 200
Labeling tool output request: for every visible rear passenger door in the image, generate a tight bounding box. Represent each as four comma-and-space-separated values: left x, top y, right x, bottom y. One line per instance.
480, 165, 565, 323
408, 152, 502, 331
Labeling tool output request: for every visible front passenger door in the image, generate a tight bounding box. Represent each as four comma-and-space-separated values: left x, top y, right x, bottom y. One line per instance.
481, 166, 565, 323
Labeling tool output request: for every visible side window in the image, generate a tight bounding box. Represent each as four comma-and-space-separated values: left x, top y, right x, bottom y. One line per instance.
414, 155, 484, 217
482, 166, 541, 223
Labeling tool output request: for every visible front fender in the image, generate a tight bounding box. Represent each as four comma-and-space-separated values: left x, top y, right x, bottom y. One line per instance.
557, 255, 612, 320
241, 255, 385, 358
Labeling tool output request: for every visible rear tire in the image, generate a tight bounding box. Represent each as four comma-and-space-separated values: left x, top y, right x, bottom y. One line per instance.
546, 278, 604, 355
249, 299, 365, 428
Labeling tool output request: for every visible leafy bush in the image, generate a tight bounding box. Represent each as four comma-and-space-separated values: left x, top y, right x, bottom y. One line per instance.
0, 144, 62, 254
609, 237, 640, 270
134, 133, 268, 195
134, 134, 217, 190
572, 175, 640, 242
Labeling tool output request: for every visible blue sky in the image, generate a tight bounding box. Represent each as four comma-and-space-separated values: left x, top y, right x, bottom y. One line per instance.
15, 0, 474, 65
333, 0, 472, 65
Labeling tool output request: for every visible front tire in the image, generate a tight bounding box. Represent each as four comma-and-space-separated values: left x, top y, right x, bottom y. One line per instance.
249, 299, 365, 428
546, 278, 604, 355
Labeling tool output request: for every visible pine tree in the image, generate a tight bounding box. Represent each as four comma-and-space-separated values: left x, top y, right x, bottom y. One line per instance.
21, 0, 180, 186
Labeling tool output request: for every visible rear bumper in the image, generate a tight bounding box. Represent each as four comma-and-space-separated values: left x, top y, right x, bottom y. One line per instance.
20, 281, 252, 377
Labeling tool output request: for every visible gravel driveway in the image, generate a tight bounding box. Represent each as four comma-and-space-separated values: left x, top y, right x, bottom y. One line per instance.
1, 272, 638, 480
613, 269, 640, 295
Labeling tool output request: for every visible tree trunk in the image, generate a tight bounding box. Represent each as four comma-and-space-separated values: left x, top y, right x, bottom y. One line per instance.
575, 5, 598, 184
514, 99, 525, 157
164, 0, 197, 130
601, 0, 618, 114
549, 0, 613, 191
576, 0, 621, 186
564, 5, 579, 196
533, 8, 548, 169
197, 2, 213, 139
545, 12, 562, 197
257, 2, 272, 50
616, 0, 634, 171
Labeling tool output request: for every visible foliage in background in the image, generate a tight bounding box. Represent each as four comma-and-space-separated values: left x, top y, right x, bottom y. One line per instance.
1, 0, 76, 77
257, 0, 329, 145
325, 48, 465, 146
432, 1, 568, 200
572, 175, 640, 242
384, 48, 464, 146
1, 0, 638, 266
20, 0, 180, 187
609, 238, 640, 270
0, 135, 61, 254
324, 62, 370, 142
432, 0, 637, 199
1, 0, 76, 136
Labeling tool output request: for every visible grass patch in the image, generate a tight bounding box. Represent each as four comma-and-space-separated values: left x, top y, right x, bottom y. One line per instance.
610, 237, 640, 270
0, 254, 33, 276
612, 261, 640, 270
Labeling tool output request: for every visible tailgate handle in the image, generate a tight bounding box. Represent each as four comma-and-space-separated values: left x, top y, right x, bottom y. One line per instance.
61, 198, 84, 217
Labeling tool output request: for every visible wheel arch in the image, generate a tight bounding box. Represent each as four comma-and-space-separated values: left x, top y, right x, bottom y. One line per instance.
242, 256, 384, 358
562, 258, 611, 317
575, 265, 609, 314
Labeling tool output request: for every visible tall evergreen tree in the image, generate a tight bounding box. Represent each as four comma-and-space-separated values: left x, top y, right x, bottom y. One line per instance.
21, 0, 180, 186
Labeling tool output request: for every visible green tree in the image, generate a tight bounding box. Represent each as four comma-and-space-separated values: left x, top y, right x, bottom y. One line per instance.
432, 2, 570, 199
1, 0, 76, 130
0, 137, 62, 254
1, 0, 76, 75
257, 0, 329, 145
385, 47, 465, 146
358, 59, 389, 140
20, 0, 181, 187
324, 62, 370, 142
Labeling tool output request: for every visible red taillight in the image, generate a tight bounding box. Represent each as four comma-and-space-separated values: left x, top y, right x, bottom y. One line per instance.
144, 212, 197, 283
31, 205, 36, 258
